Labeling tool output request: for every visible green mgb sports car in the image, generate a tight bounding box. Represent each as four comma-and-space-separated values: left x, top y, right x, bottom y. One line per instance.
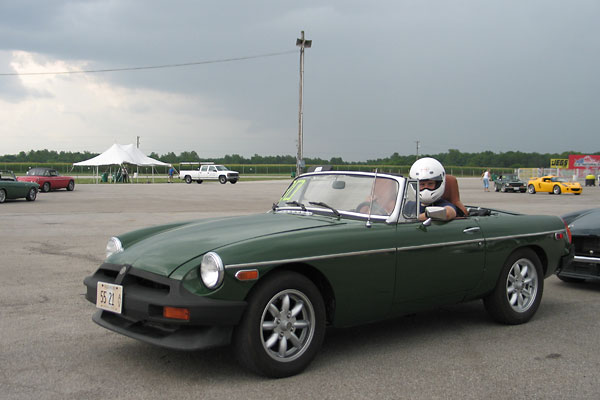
0, 170, 39, 203
84, 171, 573, 377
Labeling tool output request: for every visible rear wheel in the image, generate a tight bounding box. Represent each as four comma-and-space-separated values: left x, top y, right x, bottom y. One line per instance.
233, 271, 326, 378
0, 189, 6, 203
42, 182, 50, 192
67, 180, 75, 191
553, 185, 561, 195
219, 175, 227, 184
185, 176, 192, 184
196, 180, 203, 184
527, 184, 536, 194
26, 187, 37, 201
484, 248, 543, 325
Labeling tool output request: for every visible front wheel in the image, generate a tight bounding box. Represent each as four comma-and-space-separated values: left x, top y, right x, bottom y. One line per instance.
483, 248, 543, 325
26, 187, 37, 201
553, 185, 561, 195
233, 271, 326, 378
219, 175, 227, 184
527, 184, 536, 194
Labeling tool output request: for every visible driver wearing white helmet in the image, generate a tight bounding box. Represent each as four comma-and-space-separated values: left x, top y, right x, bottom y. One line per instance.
409, 157, 457, 221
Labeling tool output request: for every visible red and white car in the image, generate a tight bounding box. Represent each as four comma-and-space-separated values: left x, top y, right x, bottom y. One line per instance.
17, 167, 75, 192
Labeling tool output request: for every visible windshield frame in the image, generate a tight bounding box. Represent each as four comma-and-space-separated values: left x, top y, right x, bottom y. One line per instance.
274, 171, 412, 224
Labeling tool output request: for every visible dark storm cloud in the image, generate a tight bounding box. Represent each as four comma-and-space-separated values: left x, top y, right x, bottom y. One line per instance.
1, 0, 599, 159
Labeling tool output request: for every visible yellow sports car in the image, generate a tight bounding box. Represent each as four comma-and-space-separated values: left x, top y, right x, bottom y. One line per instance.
527, 176, 582, 195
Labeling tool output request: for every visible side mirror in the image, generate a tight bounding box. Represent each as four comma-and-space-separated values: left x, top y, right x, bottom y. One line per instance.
425, 206, 449, 221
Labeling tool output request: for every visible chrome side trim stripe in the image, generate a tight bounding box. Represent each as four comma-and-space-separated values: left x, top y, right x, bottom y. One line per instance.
574, 256, 600, 265
225, 248, 396, 269
224, 229, 563, 270
484, 230, 563, 242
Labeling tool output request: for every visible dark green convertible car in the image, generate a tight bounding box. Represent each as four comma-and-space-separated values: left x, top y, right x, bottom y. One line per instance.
0, 170, 39, 203
84, 171, 572, 377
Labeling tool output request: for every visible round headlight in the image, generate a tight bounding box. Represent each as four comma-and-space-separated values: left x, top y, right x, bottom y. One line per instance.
106, 237, 123, 259
200, 252, 224, 289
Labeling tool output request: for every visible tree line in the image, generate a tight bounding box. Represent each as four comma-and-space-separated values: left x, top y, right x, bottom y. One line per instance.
1, 148, 597, 168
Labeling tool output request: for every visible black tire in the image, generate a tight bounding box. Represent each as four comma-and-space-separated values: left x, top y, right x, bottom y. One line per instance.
185, 176, 192, 184
483, 248, 543, 325
196, 180, 203, 184
0, 189, 6, 203
67, 180, 75, 191
233, 271, 326, 378
219, 175, 227, 184
527, 184, 536, 194
42, 182, 51, 192
494, 186, 499, 192
557, 274, 586, 284
553, 185, 561, 195
26, 187, 37, 201
230, 179, 237, 184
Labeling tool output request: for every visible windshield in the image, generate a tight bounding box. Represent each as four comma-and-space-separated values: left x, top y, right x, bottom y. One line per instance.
277, 174, 399, 217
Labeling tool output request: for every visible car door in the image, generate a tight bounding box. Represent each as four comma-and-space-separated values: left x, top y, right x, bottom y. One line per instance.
208, 166, 218, 179
5, 180, 29, 198
539, 177, 552, 192
392, 218, 486, 313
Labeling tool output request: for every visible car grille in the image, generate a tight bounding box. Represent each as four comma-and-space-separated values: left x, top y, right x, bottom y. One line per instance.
95, 265, 170, 294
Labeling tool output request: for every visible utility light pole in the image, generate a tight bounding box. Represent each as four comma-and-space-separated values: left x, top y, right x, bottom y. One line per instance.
296, 31, 311, 177
415, 140, 420, 160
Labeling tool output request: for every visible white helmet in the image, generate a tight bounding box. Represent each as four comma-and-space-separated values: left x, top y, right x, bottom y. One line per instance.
409, 157, 446, 205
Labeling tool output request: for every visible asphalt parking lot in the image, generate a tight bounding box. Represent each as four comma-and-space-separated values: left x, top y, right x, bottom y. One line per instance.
1, 177, 599, 399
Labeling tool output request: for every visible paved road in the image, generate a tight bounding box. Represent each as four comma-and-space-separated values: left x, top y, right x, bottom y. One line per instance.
1, 178, 599, 399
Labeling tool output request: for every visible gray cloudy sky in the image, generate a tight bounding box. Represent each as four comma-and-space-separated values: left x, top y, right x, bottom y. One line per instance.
1, 0, 599, 161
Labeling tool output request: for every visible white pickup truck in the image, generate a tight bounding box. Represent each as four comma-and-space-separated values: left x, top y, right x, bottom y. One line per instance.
178, 162, 239, 184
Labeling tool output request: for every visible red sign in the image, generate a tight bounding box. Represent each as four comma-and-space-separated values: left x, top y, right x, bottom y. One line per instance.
569, 155, 600, 169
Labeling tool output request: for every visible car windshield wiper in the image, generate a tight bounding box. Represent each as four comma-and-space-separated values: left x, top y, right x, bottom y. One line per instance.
286, 201, 307, 211
309, 201, 340, 219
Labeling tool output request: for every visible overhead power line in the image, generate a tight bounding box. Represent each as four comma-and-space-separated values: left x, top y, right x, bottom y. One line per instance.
0, 50, 297, 76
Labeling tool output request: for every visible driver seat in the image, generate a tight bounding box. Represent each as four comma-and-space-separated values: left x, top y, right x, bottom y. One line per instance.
443, 175, 468, 217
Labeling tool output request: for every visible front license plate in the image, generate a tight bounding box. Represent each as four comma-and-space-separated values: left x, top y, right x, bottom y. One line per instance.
96, 282, 123, 314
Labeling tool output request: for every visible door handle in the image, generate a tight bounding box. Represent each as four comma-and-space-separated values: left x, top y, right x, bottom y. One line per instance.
463, 227, 480, 234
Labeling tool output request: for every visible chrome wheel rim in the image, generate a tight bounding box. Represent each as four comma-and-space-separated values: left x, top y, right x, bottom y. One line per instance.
506, 258, 538, 313
0, 190, 5, 202
260, 289, 315, 362
29, 189, 36, 200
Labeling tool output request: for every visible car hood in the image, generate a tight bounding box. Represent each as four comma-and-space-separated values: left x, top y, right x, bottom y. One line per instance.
107, 213, 343, 277
562, 208, 600, 236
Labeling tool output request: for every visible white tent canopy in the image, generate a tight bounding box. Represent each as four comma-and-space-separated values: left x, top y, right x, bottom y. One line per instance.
73, 143, 170, 167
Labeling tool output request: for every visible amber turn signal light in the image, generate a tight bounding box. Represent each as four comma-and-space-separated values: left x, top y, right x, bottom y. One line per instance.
163, 306, 190, 320
235, 269, 259, 281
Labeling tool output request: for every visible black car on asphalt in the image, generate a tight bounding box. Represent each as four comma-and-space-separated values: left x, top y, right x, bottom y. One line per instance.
494, 174, 527, 193
557, 208, 600, 283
